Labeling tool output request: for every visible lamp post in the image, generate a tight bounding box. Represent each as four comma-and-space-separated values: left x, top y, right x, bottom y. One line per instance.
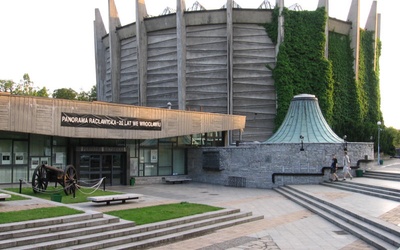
343, 135, 347, 151
300, 135, 304, 151
377, 121, 381, 165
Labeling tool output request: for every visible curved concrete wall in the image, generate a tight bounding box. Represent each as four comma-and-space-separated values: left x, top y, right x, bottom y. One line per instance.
95, 9, 276, 143
95, 1, 375, 144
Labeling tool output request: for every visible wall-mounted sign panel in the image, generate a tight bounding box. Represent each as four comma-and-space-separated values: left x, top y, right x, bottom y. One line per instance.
61, 112, 162, 131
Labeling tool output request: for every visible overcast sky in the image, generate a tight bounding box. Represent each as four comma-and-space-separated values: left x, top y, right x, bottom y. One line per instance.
0, 0, 398, 129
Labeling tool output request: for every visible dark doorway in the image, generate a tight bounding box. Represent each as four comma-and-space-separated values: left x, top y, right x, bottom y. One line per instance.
78, 153, 125, 185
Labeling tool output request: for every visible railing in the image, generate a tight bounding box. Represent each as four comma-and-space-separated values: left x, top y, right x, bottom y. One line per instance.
271, 161, 369, 184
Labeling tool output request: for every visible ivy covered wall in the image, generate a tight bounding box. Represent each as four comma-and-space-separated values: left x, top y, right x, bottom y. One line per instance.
265, 7, 394, 154
266, 7, 334, 127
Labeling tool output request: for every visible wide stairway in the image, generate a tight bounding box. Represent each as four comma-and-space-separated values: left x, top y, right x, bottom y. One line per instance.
275, 184, 400, 249
0, 208, 263, 249
321, 178, 400, 202
362, 170, 400, 182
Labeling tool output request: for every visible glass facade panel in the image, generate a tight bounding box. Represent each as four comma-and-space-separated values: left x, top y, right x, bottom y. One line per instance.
191, 132, 224, 147
140, 149, 158, 176
13, 140, 28, 182
173, 149, 185, 175
112, 154, 122, 185
159, 143, 172, 175
79, 155, 90, 181
127, 140, 138, 177
52, 146, 67, 169
0, 132, 190, 183
30, 134, 51, 156
14, 141, 28, 165
0, 166, 12, 183
0, 140, 12, 165
13, 165, 28, 183
53, 136, 67, 146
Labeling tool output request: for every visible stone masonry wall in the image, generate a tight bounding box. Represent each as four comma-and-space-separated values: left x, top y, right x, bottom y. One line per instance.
187, 142, 374, 189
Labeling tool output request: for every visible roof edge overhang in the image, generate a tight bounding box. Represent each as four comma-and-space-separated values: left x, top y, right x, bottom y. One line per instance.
0, 93, 245, 140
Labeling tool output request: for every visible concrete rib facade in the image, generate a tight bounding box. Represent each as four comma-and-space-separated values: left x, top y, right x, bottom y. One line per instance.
94, 0, 380, 145
95, 2, 277, 144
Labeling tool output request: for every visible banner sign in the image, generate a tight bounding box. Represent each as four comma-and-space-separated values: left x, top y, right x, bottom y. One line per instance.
61, 112, 162, 131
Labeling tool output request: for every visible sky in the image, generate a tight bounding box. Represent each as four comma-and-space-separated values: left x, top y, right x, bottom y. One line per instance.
0, 0, 398, 129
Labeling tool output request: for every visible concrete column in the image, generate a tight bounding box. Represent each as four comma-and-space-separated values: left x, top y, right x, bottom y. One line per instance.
377, 13, 381, 40
275, 0, 284, 112
108, 0, 121, 103
176, 0, 186, 110
276, 0, 284, 58
136, 0, 148, 106
318, 0, 329, 59
365, 0, 378, 70
226, 0, 233, 116
347, 0, 360, 80
226, 0, 234, 145
94, 9, 107, 101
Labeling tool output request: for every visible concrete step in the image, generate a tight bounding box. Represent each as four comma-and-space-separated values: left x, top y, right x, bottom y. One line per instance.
99, 213, 265, 250
7, 209, 263, 250
0, 212, 103, 232
321, 181, 400, 202
51, 209, 262, 250
98, 216, 264, 250
0, 214, 121, 241
324, 179, 400, 193
2, 214, 135, 250
275, 185, 400, 249
363, 171, 400, 182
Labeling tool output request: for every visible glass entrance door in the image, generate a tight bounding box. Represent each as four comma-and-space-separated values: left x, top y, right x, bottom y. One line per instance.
78, 153, 125, 185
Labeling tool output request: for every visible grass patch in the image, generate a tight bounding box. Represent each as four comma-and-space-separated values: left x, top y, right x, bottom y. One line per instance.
0, 191, 30, 201
4, 187, 123, 204
106, 202, 222, 225
0, 206, 83, 224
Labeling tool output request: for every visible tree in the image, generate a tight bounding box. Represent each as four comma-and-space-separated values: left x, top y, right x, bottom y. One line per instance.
52, 88, 77, 100
386, 127, 400, 149
89, 85, 97, 101
1, 75, 95, 101
36, 87, 50, 97
76, 85, 97, 101
0, 79, 15, 93
0, 74, 49, 97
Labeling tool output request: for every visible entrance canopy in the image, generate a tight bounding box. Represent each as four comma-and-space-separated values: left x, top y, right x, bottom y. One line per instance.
0, 93, 245, 140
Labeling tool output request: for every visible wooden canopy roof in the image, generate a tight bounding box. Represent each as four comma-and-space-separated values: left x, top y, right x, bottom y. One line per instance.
0, 93, 245, 140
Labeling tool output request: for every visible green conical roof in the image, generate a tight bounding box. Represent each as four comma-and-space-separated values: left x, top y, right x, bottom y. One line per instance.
264, 94, 343, 143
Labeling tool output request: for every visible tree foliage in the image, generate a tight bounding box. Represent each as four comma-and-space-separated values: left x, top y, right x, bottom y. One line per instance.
52, 88, 78, 100
76, 85, 97, 101
1, 74, 97, 103
0, 74, 49, 97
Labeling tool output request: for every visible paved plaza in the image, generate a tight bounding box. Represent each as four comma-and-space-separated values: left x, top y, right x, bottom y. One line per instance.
1, 158, 400, 249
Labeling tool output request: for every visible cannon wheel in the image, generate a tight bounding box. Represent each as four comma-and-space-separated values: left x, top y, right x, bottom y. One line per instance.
32, 165, 48, 193
63, 165, 77, 195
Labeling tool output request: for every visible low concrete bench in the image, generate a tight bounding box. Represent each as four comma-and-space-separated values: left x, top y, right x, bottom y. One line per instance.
164, 177, 192, 184
0, 193, 11, 201
87, 194, 142, 205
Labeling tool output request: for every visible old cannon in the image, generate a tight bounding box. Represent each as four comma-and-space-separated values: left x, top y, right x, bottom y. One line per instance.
32, 164, 78, 195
